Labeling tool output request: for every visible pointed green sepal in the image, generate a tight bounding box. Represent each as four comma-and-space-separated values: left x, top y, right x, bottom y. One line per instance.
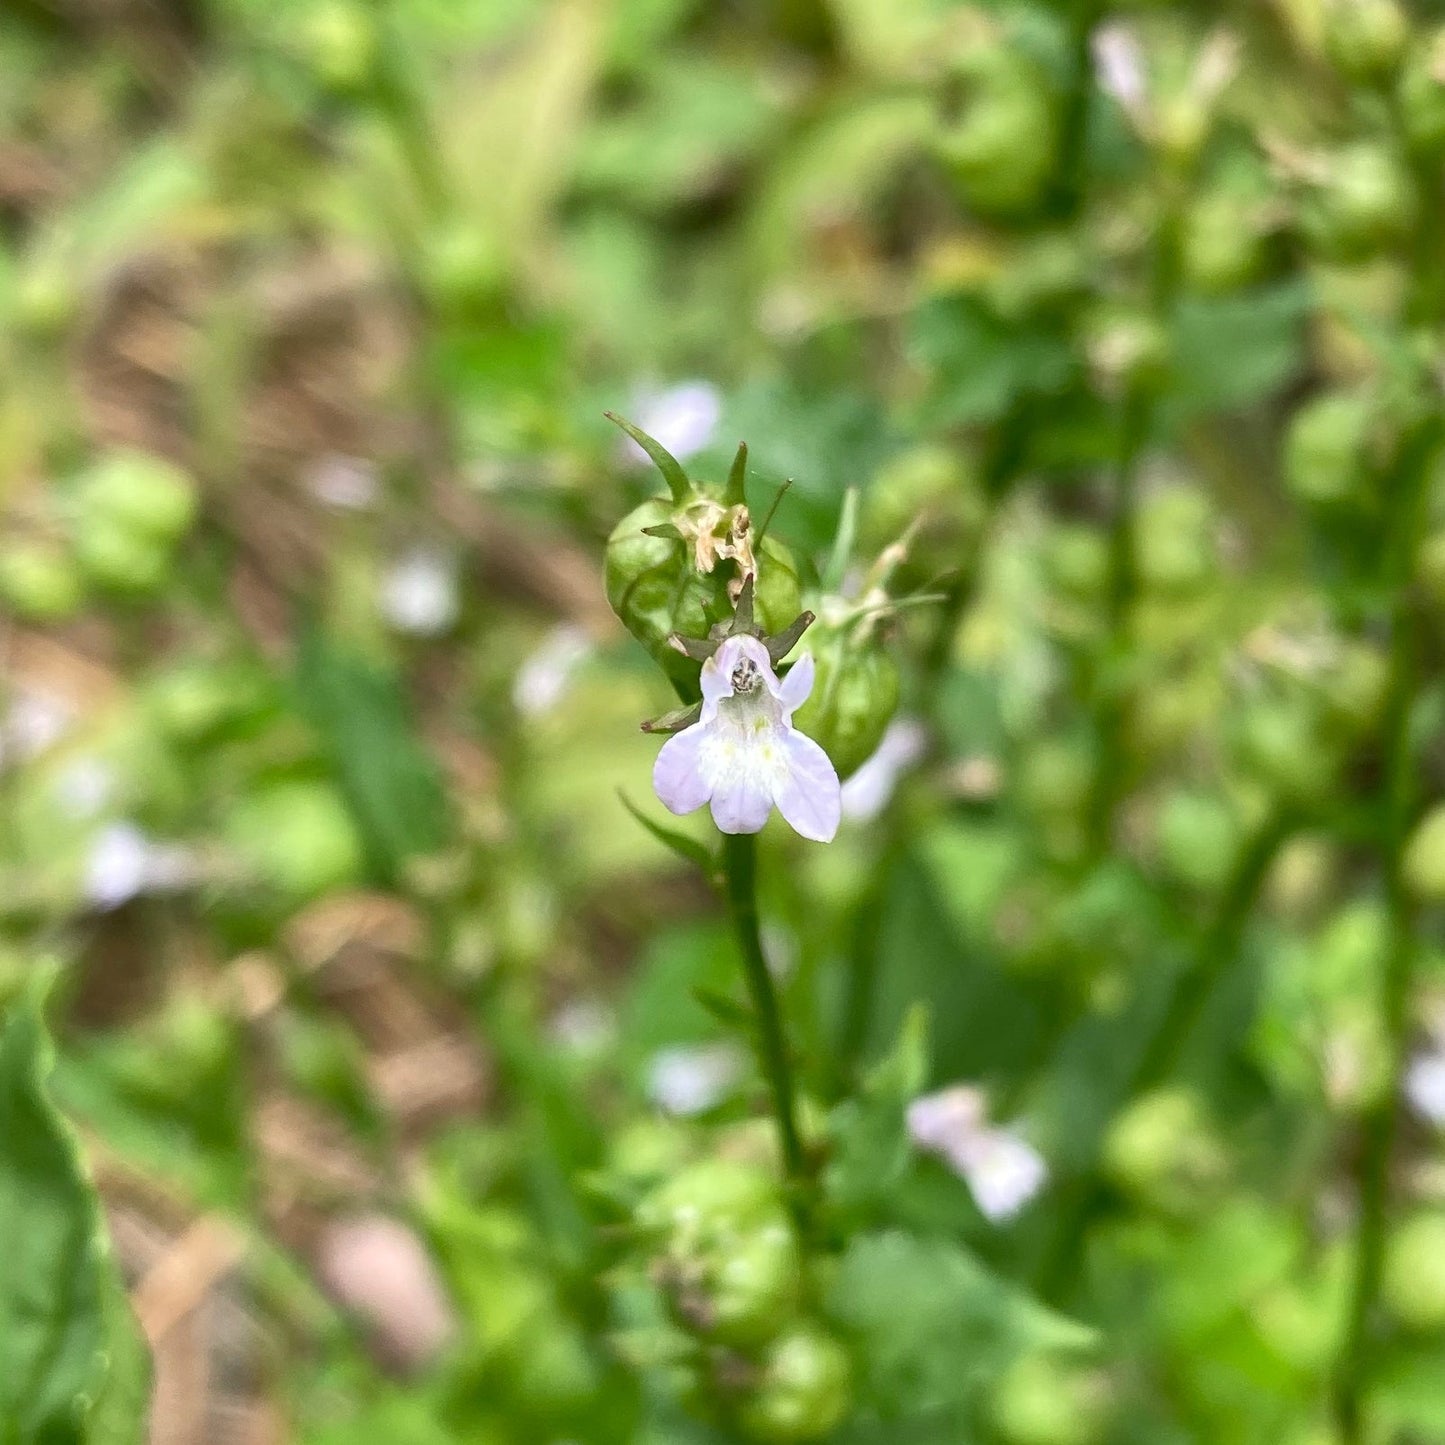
641, 522, 686, 542
725, 442, 749, 508
766, 610, 816, 664
668, 634, 720, 663
605, 411, 692, 505
729, 572, 756, 636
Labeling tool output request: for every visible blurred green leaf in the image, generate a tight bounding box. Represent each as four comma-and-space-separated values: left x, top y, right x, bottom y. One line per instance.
0, 988, 149, 1443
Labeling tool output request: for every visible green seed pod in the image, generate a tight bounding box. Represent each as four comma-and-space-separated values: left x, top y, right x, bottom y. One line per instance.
635, 1158, 779, 1247
0, 542, 84, 623
224, 780, 364, 901
992, 1353, 1108, 1445
1323, 0, 1408, 82
790, 633, 900, 781
72, 449, 199, 544
934, 46, 1059, 217
1404, 805, 1445, 901
1399, 29, 1445, 154
1300, 143, 1416, 261
740, 1324, 852, 1442
604, 421, 803, 694
1383, 1212, 1445, 1331
1284, 389, 1377, 506
670, 1217, 800, 1347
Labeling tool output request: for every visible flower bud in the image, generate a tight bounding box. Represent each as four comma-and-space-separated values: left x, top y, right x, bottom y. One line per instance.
1323, 0, 1408, 82
740, 1324, 852, 1442
1399, 28, 1445, 154
1383, 1212, 1445, 1331
1404, 805, 1445, 902
934, 44, 1059, 217
1300, 143, 1416, 261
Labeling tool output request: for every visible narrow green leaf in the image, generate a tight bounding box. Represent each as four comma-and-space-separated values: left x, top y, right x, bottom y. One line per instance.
0, 986, 150, 1443
618, 791, 717, 876
605, 411, 692, 504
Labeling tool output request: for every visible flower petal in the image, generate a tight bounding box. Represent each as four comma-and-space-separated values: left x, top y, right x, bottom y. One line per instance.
777, 651, 814, 716
709, 768, 774, 834
653, 725, 711, 816
773, 728, 841, 842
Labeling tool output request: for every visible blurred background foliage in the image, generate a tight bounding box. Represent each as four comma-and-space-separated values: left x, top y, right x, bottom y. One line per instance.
8, 0, 1445, 1441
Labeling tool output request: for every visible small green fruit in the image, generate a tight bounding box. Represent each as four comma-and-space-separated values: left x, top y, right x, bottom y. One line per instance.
1156, 791, 1240, 894
790, 639, 900, 781
992, 1353, 1107, 1445
72, 450, 199, 544
72, 526, 171, 595
1323, 0, 1408, 82
1284, 390, 1377, 505
1301, 143, 1415, 261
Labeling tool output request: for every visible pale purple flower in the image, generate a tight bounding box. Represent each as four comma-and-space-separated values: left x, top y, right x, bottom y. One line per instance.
653, 636, 841, 842
1091, 22, 1147, 118
513, 623, 593, 717
309, 453, 379, 511
625, 381, 721, 466
648, 1042, 744, 1116
840, 717, 928, 822
906, 1084, 1047, 1223
380, 548, 459, 636
0, 689, 72, 765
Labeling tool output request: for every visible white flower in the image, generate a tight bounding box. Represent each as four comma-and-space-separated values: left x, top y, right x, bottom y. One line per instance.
1408, 1048, 1445, 1126
513, 623, 593, 717
625, 381, 721, 466
648, 1042, 743, 1116
1091, 22, 1147, 117
906, 1084, 1047, 1223
380, 548, 459, 636
840, 717, 928, 822
653, 635, 841, 842
54, 757, 116, 819
84, 821, 194, 911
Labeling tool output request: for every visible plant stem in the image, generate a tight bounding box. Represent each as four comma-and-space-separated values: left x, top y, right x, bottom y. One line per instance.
1332, 417, 1438, 1440
722, 833, 808, 1202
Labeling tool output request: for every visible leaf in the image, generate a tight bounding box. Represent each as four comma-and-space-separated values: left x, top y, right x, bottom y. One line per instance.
690, 986, 754, 1034
825, 1007, 929, 1220
826, 1231, 1092, 1434
618, 791, 717, 877
0, 987, 150, 1443
294, 627, 453, 886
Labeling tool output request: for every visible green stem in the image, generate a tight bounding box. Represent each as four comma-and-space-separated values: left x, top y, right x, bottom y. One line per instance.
1332, 418, 1438, 1440
722, 833, 808, 1201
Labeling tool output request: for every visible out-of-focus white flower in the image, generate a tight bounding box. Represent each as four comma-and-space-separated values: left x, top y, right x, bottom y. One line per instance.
1408, 1048, 1445, 1126
54, 757, 116, 819
625, 381, 721, 466
653, 636, 841, 842
309, 453, 379, 511
906, 1084, 1047, 1223
1092, 22, 1147, 118
1, 689, 73, 765
648, 1042, 744, 1117
380, 548, 460, 637
84, 822, 194, 911
840, 718, 928, 822
513, 624, 593, 717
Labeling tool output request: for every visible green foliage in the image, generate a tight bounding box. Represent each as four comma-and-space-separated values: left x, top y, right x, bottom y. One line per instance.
0, 989, 148, 1444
